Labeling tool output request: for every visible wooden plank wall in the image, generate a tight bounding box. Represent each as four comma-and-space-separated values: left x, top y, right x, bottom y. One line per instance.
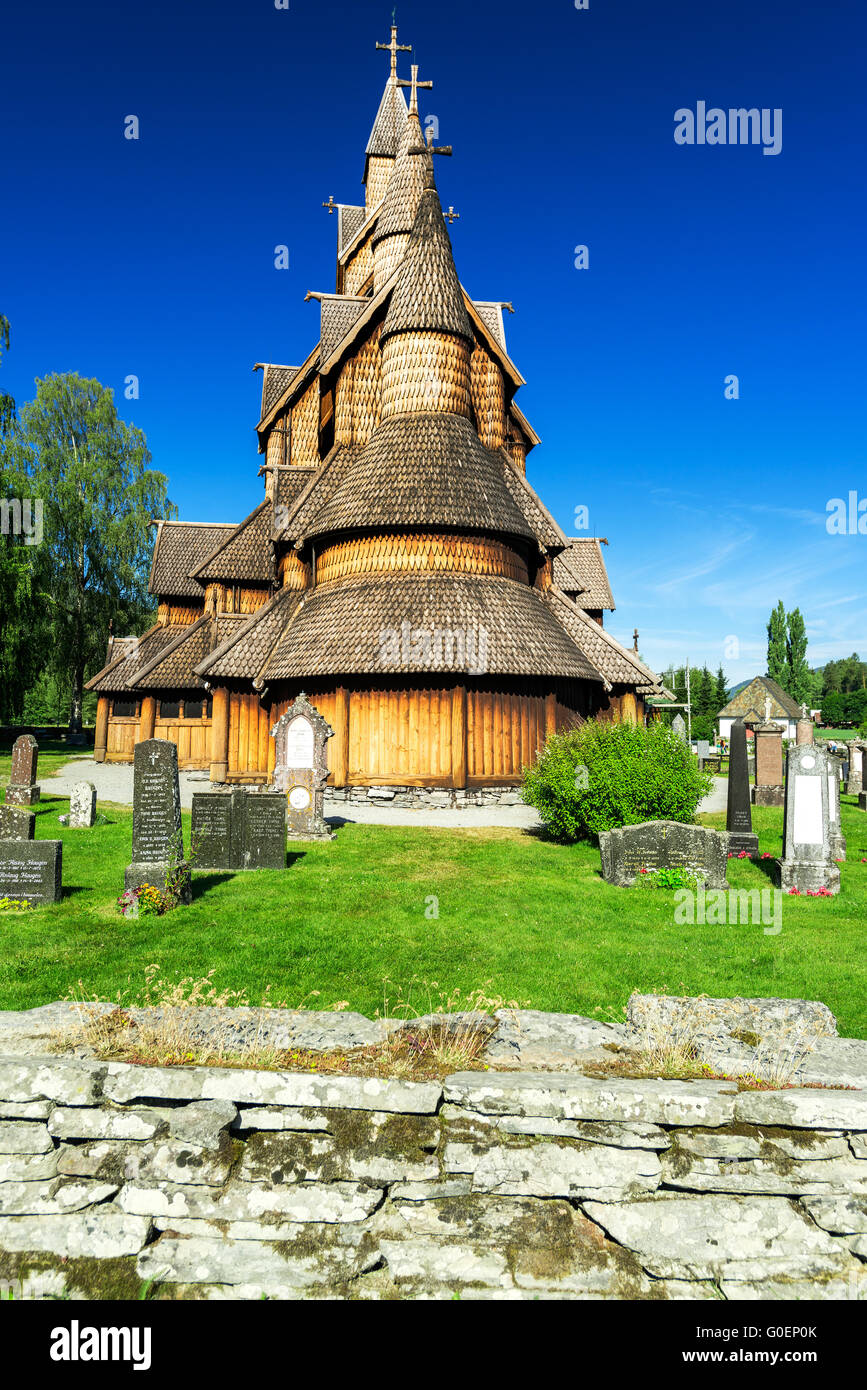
106, 719, 138, 762
153, 719, 212, 769
466, 688, 547, 782
348, 687, 453, 785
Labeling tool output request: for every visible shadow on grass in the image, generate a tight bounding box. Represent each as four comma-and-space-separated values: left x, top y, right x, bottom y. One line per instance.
191, 853, 307, 898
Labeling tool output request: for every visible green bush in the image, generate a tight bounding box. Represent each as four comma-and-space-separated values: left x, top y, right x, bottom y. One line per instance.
522, 719, 713, 843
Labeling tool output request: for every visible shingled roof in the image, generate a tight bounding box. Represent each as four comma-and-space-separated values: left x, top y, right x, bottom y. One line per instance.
372, 111, 428, 247
382, 182, 473, 344
196, 587, 303, 682
548, 587, 664, 694
148, 522, 235, 599
286, 413, 537, 543
129, 616, 214, 691
256, 364, 300, 419
553, 539, 615, 610
719, 676, 802, 721
365, 80, 408, 171
85, 622, 189, 694
200, 573, 604, 683
338, 205, 366, 256
319, 297, 368, 362
192, 501, 274, 585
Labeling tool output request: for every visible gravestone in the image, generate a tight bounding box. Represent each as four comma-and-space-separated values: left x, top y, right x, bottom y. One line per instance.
697, 739, 710, 768
191, 790, 287, 871
0, 806, 35, 841
672, 714, 687, 743
752, 717, 784, 808
846, 742, 864, 796
860, 791, 867, 812
124, 740, 192, 903
4, 734, 40, 806
796, 703, 814, 746
775, 745, 840, 895
272, 693, 334, 841
599, 821, 730, 889
68, 782, 97, 829
827, 757, 846, 861
0, 841, 62, 904
725, 717, 759, 855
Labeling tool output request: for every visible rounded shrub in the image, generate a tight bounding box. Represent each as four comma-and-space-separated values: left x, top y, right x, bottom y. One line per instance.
522, 718, 713, 843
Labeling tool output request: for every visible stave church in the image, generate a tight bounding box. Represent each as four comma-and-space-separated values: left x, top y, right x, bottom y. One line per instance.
88, 25, 667, 792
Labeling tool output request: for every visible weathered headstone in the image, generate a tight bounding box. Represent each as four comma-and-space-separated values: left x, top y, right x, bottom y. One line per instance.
725, 717, 759, 856
697, 739, 710, 768
775, 746, 840, 895
0, 806, 35, 841
191, 790, 287, 871
827, 757, 846, 861
4, 734, 40, 806
124, 740, 191, 903
599, 821, 730, 889
846, 741, 864, 796
672, 714, 687, 743
68, 782, 97, 829
0, 841, 62, 904
860, 791, 867, 812
752, 718, 784, 808
796, 704, 814, 747
272, 693, 334, 841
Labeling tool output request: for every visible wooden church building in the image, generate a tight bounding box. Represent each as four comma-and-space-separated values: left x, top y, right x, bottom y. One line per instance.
88, 26, 667, 790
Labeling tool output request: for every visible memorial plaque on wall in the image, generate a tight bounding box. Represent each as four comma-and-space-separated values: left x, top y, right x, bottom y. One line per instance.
272, 693, 334, 841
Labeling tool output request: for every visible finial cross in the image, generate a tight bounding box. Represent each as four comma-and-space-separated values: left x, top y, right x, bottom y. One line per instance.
409, 127, 453, 158
376, 24, 411, 81
322, 195, 337, 215
398, 63, 433, 116
445, 206, 460, 224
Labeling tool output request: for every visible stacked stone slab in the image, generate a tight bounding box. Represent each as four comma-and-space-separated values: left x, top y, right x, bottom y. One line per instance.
776, 745, 841, 894
0, 1029, 865, 1301
4, 735, 40, 807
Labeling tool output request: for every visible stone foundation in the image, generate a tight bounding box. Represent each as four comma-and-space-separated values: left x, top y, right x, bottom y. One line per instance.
326, 785, 524, 809
1, 1001, 866, 1301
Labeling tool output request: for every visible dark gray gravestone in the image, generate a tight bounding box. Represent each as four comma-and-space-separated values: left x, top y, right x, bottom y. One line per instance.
725, 718, 759, 856
241, 794, 287, 869
125, 740, 191, 902
0, 806, 35, 841
0, 841, 62, 904
775, 746, 840, 894
191, 790, 286, 870
272, 693, 334, 841
599, 821, 730, 889
5, 734, 40, 806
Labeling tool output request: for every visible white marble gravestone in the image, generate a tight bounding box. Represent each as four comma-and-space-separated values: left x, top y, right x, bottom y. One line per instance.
271, 694, 334, 841
775, 746, 840, 894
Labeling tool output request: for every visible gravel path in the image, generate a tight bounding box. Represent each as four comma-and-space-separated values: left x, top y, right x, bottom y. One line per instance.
44, 759, 727, 828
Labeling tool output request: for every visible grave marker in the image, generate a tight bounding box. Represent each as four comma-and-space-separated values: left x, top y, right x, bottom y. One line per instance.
672, 714, 687, 743
191, 791, 287, 871
0, 806, 35, 841
68, 782, 97, 829
272, 693, 334, 841
726, 717, 759, 856
125, 740, 191, 903
599, 821, 730, 889
4, 735, 40, 807
0, 841, 62, 904
775, 745, 840, 894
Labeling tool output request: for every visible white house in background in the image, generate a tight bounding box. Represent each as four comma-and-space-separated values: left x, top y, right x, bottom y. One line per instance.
717, 676, 802, 742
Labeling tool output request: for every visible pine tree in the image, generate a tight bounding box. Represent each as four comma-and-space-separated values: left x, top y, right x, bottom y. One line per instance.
715, 665, 729, 711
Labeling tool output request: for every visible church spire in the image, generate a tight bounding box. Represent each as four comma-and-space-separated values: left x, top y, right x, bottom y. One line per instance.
371, 64, 433, 289
364, 24, 411, 211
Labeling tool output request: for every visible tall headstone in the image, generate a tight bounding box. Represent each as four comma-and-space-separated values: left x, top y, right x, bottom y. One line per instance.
68, 782, 97, 829
672, 714, 687, 743
0, 841, 62, 904
775, 745, 840, 895
0, 806, 35, 841
752, 718, 784, 808
272, 693, 334, 841
726, 717, 759, 856
5, 734, 40, 806
796, 703, 814, 747
827, 756, 846, 861
124, 740, 192, 903
846, 742, 864, 796
191, 790, 287, 871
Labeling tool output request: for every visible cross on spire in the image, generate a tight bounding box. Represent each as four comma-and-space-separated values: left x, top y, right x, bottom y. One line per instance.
398, 63, 433, 117
409, 126, 453, 158
445, 206, 460, 224
376, 24, 412, 82
322, 195, 337, 215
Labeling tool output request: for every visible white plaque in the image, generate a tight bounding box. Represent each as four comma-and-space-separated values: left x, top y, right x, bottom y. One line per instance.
288, 785, 311, 811
284, 717, 314, 768
792, 775, 823, 846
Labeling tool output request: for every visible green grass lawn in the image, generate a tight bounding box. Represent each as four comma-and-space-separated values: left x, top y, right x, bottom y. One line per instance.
1, 792, 866, 1037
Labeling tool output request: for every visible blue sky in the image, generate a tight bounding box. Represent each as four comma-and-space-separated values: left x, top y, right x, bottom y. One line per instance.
3, 0, 865, 684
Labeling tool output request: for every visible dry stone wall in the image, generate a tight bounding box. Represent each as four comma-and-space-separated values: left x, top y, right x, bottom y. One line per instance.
1, 1046, 867, 1300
